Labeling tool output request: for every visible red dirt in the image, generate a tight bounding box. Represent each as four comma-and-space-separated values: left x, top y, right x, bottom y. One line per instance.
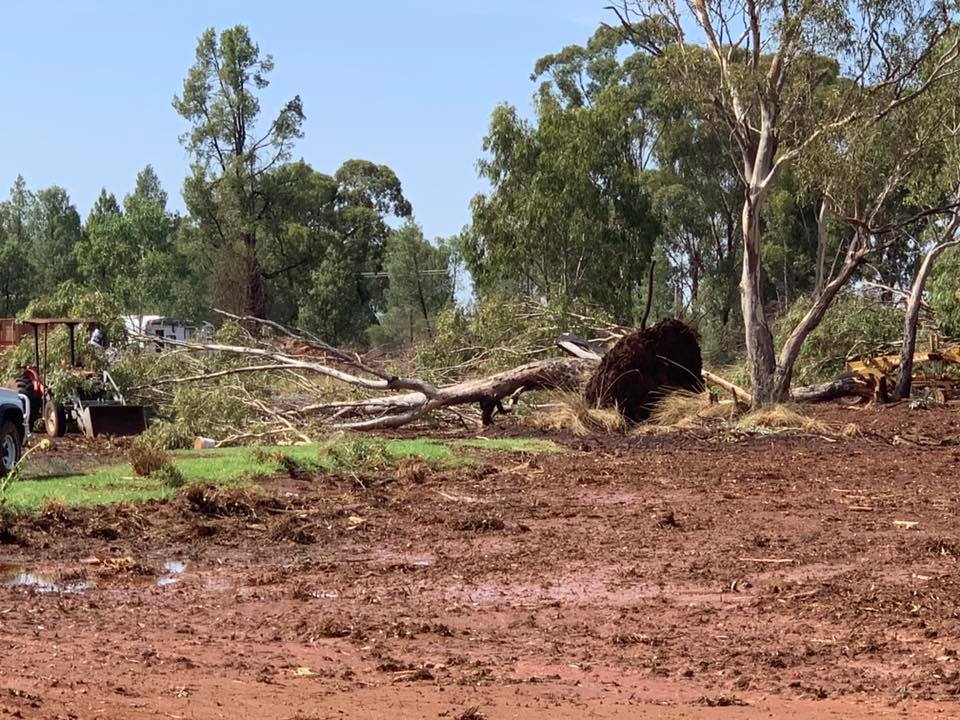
2, 402, 960, 718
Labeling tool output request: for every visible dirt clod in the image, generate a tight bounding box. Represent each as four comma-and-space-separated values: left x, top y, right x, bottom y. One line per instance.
451, 516, 506, 532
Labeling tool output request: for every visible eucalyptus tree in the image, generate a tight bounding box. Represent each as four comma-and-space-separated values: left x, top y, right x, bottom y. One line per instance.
466, 27, 660, 323
173, 25, 305, 318
77, 166, 192, 318
611, 0, 960, 404
0, 176, 35, 315
377, 219, 454, 343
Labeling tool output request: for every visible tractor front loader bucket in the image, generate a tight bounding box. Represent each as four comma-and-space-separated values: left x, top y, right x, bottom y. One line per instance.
80, 404, 148, 438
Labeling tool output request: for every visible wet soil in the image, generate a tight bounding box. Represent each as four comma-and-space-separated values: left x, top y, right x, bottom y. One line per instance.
2, 402, 960, 718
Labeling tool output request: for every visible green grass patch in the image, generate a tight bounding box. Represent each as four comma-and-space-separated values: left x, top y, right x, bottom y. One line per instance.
4, 435, 562, 512
5, 472, 173, 511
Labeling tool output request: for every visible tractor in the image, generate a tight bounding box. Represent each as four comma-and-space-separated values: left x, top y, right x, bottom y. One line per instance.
11, 319, 147, 438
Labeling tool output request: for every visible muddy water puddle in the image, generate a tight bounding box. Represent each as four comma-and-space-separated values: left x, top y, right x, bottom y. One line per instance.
1, 566, 93, 593
157, 560, 188, 587
453, 575, 753, 608
0, 558, 193, 593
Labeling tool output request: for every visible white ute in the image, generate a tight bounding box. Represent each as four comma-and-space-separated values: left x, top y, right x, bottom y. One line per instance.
0, 387, 30, 475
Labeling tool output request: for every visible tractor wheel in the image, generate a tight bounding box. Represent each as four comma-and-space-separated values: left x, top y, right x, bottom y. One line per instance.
0, 421, 22, 476
44, 400, 67, 438
14, 374, 40, 423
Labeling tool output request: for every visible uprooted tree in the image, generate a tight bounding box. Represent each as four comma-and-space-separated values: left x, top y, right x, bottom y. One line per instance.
131, 309, 893, 442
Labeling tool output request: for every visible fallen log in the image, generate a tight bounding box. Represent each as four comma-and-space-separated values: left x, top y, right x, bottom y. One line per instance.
790, 371, 888, 404
322, 357, 595, 429
702, 370, 751, 407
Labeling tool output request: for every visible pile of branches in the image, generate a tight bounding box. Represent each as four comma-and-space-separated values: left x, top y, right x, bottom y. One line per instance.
124, 311, 595, 444
123, 308, 886, 447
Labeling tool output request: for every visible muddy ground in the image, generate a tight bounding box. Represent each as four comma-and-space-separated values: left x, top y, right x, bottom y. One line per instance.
2, 403, 960, 718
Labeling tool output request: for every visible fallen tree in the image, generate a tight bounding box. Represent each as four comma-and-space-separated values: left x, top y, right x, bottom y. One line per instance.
130, 311, 891, 439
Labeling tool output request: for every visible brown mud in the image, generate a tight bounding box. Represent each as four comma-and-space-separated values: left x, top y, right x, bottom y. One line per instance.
2, 402, 960, 718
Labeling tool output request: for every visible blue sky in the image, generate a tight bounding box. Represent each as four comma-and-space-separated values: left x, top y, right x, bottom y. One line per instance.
1, 0, 606, 240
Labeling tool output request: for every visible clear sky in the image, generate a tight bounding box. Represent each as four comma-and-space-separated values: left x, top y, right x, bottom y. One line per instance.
1, 0, 606, 240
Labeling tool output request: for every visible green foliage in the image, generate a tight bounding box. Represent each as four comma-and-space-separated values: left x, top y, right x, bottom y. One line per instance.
776, 294, 904, 384
417, 296, 615, 380
171, 385, 251, 438
174, 25, 411, 340
275, 160, 413, 345
174, 25, 305, 318
46, 367, 103, 403
3, 284, 126, 380
0, 176, 34, 316
929, 246, 960, 337
151, 462, 187, 489
319, 436, 392, 471
28, 186, 81, 297
76, 166, 199, 318
368, 219, 454, 348
467, 31, 660, 323
134, 421, 195, 451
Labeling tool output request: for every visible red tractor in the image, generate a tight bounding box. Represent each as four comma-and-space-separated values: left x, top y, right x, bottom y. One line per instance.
12, 319, 147, 438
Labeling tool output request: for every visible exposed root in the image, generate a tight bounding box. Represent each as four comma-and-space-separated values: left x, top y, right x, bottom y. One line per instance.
180, 484, 269, 518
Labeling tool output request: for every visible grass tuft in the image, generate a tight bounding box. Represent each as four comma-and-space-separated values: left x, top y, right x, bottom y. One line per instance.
525, 392, 626, 435
735, 405, 829, 434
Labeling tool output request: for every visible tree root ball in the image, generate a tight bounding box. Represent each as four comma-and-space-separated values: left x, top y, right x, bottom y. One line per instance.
584, 319, 704, 422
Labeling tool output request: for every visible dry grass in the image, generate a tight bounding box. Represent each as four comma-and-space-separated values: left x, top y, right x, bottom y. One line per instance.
526, 390, 833, 438
633, 391, 740, 435
526, 392, 627, 435
841, 422, 862, 437
735, 405, 829, 434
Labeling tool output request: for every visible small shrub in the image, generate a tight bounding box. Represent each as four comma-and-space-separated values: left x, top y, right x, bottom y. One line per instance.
154, 463, 186, 489
129, 445, 171, 477
181, 484, 261, 517
40, 496, 68, 518
250, 447, 315, 479
320, 435, 391, 471
735, 405, 828, 434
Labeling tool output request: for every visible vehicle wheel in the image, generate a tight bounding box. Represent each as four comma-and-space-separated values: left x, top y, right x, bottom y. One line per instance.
14, 374, 40, 423
0, 421, 22, 476
44, 400, 66, 438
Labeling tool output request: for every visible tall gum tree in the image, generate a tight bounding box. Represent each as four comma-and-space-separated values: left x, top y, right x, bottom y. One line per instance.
173, 26, 304, 318
611, 0, 960, 405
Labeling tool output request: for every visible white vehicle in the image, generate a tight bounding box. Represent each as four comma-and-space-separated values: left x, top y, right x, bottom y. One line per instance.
0, 387, 30, 475
123, 315, 214, 352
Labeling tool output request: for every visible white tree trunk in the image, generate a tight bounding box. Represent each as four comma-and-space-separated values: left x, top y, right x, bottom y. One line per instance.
814, 198, 829, 295
740, 196, 778, 405
773, 232, 869, 399
894, 214, 960, 399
